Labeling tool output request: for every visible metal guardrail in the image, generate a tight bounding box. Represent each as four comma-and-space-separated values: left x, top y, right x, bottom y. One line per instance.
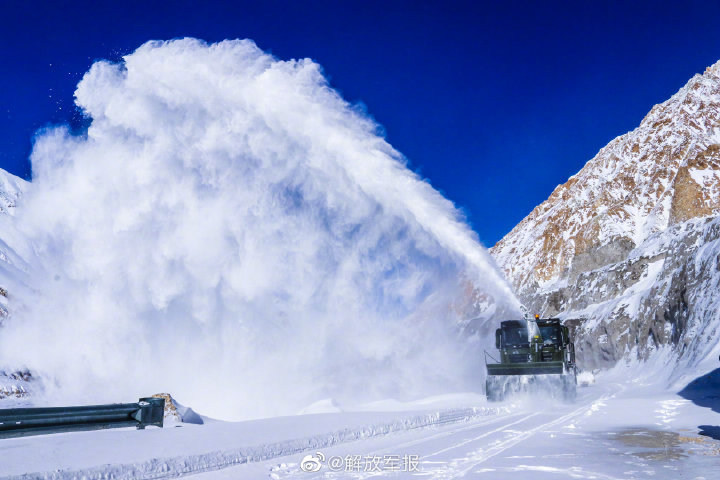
0, 396, 165, 439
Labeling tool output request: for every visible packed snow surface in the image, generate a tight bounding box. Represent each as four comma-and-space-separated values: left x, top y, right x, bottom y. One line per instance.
0, 375, 717, 479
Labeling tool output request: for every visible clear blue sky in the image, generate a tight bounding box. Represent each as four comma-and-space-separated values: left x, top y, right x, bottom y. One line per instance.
1, 1, 720, 245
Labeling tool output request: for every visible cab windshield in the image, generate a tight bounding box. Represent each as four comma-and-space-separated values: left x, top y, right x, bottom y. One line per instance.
503, 327, 529, 347
539, 325, 562, 345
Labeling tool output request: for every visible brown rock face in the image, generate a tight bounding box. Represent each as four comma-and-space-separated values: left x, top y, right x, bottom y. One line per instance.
670, 144, 720, 224
491, 60, 720, 369
152, 393, 183, 422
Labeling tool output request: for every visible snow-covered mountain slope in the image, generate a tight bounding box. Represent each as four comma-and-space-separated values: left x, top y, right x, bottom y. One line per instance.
492, 60, 720, 371
0, 167, 32, 401
0, 167, 28, 320
0, 169, 25, 215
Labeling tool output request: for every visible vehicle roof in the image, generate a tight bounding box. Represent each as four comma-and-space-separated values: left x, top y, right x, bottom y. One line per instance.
500, 320, 526, 328
499, 318, 562, 328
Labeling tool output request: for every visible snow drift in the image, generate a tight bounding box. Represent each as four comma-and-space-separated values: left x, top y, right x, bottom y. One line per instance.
0, 38, 519, 420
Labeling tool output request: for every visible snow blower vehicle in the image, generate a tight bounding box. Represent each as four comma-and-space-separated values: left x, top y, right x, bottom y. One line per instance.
485, 315, 577, 402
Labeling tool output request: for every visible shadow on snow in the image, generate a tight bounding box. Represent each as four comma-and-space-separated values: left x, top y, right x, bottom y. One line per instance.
678, 367, 720, 440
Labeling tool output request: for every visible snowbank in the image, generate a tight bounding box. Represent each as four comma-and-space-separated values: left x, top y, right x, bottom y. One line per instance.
0, 405, 504, 479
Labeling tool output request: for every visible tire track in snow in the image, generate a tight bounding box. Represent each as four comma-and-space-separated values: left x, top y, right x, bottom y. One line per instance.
364, 411, 533, 457
472, 465, 625, 480
423, 412, 542, 459
269, 385, 624, 479
425, 388, 620, 479
288, 412, 537, 480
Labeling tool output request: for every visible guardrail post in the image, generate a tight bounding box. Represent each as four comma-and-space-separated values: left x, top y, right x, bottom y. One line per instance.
134, 397, 165, 429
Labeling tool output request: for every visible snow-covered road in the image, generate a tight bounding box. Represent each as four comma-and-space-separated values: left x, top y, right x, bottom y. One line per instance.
191, 381, 719, 480
1, 376, 718, 479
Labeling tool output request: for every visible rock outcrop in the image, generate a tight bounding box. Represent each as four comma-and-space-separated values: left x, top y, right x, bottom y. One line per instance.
151, 393, 204, 424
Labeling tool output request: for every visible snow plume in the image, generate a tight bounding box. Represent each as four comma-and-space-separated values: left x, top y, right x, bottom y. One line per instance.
0, 39, 520, 420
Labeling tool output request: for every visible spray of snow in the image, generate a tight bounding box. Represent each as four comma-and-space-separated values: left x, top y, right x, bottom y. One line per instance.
0, 39, 520, 420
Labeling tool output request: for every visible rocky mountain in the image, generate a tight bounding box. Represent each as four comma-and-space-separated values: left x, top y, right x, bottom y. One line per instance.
492, 60, 720, 372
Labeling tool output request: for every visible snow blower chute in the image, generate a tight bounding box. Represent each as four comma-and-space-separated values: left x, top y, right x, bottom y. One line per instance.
485, 315, 577, 401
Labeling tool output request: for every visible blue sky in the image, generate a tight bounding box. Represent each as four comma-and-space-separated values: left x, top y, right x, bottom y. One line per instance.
1, 1, 720, 245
